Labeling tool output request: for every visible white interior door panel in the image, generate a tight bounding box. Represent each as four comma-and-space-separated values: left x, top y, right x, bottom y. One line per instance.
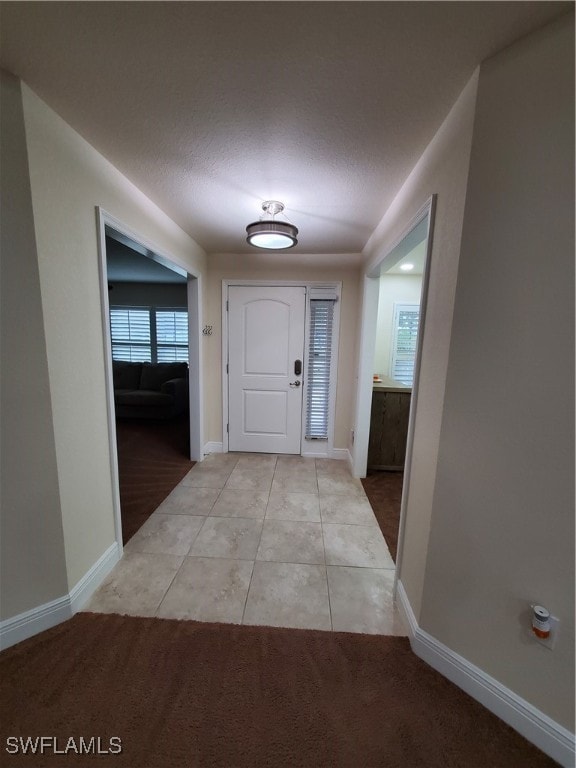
228, 286, 305, 454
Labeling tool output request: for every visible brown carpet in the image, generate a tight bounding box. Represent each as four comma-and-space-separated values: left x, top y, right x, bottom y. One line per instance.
115, 417, 195, 544
362, 469, 403, 562
0, 613, 555, 768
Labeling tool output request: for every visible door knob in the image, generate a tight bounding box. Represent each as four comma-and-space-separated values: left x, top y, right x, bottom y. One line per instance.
289, 381, 301, 387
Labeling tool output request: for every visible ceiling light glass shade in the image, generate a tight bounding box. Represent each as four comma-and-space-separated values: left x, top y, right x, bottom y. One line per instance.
246, 220, 298, 250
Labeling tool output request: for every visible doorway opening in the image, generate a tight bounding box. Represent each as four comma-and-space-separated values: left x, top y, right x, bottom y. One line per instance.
96, 209, 203, 549
353, 197, 436, 573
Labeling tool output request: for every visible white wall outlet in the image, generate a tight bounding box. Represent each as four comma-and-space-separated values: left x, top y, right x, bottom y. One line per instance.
531, 614, 559, 650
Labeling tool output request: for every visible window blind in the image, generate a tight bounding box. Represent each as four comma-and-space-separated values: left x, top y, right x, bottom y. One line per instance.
109, 306, 188, 363
109, 308, 152, 361
156, 310, 189, 363
305, 298, 336, 439
391, 304, 420, 386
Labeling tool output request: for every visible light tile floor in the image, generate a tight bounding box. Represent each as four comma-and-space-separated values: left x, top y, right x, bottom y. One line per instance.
85, 453, 407, 635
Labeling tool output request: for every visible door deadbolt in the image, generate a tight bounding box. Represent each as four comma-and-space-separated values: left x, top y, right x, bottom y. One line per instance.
294, 359, 302, 376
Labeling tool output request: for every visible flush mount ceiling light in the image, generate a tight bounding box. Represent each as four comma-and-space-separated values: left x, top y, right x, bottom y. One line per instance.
400, 263, 415, 271
246, 201, 298, 250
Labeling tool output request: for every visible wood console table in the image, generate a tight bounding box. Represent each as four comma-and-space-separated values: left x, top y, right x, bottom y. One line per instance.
367, 377, 411, 471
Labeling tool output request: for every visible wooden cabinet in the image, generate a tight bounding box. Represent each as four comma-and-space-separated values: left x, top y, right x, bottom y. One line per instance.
367, 388, 411, 470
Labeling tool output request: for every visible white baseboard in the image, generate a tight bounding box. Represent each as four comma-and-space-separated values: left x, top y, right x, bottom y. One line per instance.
301, 452, 328, 459
300, 447, 351, 462
329, 447, 350, 462
396, 580, 575, 767
69, 542, 120, 613
0, 594, 72, 652
203, 441, 223, 455
209, 443, 350, 462
0, 542, 121, 652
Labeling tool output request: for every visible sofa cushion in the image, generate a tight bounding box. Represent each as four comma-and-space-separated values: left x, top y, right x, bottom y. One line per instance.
114, 390, 175, 408
139, 363, 188, 392
112, 361, 142, 390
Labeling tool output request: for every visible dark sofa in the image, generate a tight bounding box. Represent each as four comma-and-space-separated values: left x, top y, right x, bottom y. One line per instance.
112, 361, 189, 419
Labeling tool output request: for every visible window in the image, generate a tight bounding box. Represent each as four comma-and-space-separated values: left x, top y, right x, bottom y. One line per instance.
156, 310, 189, 362
109, 308, 151, 361
390, 303, 420, 386
305, 290, 338, 440
110, 306, 188, 363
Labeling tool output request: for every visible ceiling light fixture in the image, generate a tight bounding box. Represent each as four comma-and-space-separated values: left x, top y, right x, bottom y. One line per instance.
400, 263, 414, 271
246, 201, 298, 250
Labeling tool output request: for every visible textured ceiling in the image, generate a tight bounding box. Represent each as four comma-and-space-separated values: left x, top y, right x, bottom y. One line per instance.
1, 1, 571, 254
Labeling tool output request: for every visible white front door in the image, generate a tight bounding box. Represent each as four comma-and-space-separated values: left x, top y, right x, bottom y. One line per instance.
228, 285, 306, 454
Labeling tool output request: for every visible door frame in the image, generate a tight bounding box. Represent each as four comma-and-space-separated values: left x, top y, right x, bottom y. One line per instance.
221, 280, 342, 457
96, 207, 204, 550
351, 195, 436, 582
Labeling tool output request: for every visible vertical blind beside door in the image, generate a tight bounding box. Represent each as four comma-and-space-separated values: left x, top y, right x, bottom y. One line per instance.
305, 291, 337, 440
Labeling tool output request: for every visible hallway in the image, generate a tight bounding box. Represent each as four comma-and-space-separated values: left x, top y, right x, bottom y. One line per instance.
86, 453, 405, 635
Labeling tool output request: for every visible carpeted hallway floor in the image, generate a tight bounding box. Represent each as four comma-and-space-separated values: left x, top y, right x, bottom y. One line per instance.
0, 613, 556, 767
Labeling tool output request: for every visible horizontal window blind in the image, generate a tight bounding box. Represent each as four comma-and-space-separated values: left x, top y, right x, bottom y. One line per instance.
110, 306, 188, 363
111, 345, 152, 362
156, 310, 188, 344
156, 310, 189, 363
157, 346, 189, 362
110, 308, 152, 362
391, 304, 420, 386
305, 298, 336, 440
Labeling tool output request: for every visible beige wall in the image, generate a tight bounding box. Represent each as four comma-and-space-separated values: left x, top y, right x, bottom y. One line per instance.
0, 72, 68, 620
204, 253, 361, 450
374, 274, 422, 377
363, 71, 480, 618
420, 15, 574, 728
19, 83, 207, 592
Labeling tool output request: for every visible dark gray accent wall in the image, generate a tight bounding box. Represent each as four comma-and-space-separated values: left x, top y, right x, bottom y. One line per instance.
107, 282, 187, 308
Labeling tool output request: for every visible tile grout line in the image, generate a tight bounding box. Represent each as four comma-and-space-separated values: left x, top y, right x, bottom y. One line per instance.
262, 464, 273, 520
325, 561, 334, 632
239, 460, 272, 624
169, 455, 261, 621
141, 470, 216, 618
153, 549, 191, 618
317, 465, 334, 631
240, 558, 257, 626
